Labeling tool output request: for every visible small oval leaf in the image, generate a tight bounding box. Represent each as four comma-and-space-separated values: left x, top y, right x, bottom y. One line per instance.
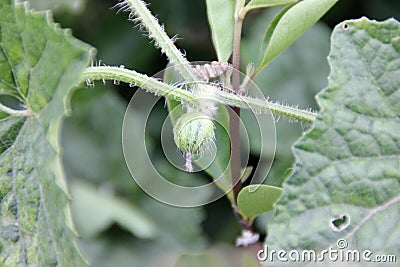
258, 4, 295, 59
237, 185, 282, 221
257, 0, 339, 73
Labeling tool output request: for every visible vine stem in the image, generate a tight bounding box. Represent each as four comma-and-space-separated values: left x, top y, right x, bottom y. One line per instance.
81, 66, 317, 124
230, 3, 244, 212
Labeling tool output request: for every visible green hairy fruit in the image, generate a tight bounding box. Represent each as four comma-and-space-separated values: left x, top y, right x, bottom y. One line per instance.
173, 112, 215, 154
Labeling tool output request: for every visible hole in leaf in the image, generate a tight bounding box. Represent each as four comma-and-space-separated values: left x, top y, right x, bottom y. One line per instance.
330, 214, 350, 232
0, 94, 26, 111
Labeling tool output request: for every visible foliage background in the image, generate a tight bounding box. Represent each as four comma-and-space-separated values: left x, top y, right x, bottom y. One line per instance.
27, 0, 400, 266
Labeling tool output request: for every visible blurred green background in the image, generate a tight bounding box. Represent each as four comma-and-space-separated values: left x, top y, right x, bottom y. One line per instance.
27, 0, 400, 266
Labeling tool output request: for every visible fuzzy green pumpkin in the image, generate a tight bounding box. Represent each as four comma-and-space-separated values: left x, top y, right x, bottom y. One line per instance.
173, 112, 215, 154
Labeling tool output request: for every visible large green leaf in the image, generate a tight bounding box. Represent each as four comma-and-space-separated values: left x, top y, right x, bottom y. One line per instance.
205, 0, 235, 61
257, 0, 338, 72
267, 17, 400, 258
0, 1, 93, 266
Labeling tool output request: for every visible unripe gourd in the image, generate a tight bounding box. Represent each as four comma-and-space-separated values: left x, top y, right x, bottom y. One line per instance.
173, 112, 215, 155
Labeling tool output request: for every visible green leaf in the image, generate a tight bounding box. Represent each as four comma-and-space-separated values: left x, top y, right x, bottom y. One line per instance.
257, 0, 338, 72
258, 4, 295, 58
267, 18, 400, 256
237, 185, 282, 221
243, 0, 297, 14
205, 0, 235, 61
0, 1, 93, 266
71, 181, 157, 238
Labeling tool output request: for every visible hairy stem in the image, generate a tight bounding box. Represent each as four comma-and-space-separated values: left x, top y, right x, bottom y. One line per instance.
121, 0, 198, 82
82, 66, 195, 101
81, 66, 317, 124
